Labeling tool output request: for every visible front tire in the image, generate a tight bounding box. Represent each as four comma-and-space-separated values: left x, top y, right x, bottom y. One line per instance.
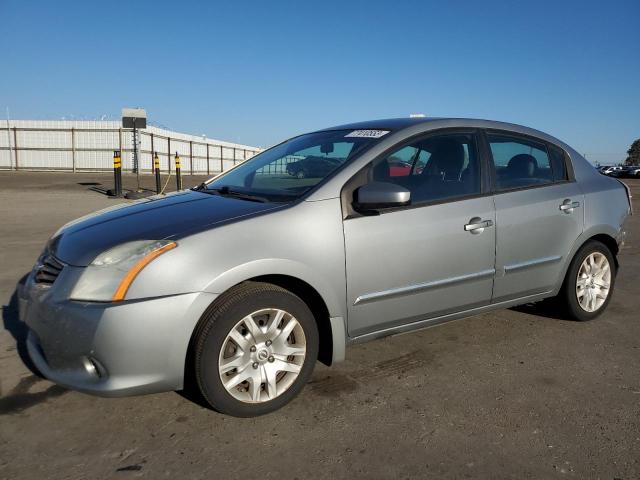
193, 282, 318, 417
559, 240, 616, 321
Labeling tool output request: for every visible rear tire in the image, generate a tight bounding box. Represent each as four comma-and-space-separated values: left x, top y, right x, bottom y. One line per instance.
193, 281, 318, 417
559, 240, 616, 321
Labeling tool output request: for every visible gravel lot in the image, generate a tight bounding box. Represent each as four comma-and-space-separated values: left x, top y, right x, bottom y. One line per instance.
1, 171, 638, 479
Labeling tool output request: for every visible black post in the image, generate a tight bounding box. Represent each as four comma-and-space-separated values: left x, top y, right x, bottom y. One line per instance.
175, 152, 182, 190
113, 150, 122, 197
154, 152, 161, 194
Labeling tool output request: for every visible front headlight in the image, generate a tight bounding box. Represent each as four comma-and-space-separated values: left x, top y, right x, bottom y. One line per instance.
70, 240, 177, 302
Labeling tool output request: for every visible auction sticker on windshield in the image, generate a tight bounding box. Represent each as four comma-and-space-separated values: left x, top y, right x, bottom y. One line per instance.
345, 130, 390, 138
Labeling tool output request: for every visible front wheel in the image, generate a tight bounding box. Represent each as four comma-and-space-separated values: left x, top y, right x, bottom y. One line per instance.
559, 240, 616, 321
193, 282, 318, 417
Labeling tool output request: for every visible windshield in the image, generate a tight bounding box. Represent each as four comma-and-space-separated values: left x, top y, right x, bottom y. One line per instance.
203, 129, 388, 201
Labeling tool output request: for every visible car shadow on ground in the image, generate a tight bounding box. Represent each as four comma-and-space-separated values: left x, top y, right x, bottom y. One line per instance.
2, 274, 42, 377
510, 298, 574, 321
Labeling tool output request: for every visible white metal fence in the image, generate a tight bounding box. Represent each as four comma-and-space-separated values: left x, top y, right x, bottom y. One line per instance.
0, 120, 261, 174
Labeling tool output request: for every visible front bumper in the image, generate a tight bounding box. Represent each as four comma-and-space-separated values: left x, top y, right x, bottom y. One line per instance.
19, 276, 218, 397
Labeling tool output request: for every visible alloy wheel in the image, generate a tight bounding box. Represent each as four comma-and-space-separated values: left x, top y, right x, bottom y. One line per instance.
576, 252, 611, 312
218, 308, 306, 403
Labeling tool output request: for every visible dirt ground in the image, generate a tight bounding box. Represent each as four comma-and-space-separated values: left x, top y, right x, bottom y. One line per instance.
1, 171, 639, 479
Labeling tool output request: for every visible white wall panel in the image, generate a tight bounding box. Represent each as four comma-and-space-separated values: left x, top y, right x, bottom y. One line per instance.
0, 120, 261, 173
19, 150, 73, 169
0, 150, 11, 168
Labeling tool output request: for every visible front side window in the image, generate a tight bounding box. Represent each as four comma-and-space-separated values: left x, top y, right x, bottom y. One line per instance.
487, 134, 553, 190
371, 133, 481, 204
205, 130, 386, 201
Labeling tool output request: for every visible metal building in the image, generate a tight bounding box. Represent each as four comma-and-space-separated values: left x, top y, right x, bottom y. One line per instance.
0, 120, 261, 174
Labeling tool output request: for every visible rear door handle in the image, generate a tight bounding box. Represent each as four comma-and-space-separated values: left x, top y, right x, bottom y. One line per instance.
464, 217, 493, 234
559, 199, 580, 213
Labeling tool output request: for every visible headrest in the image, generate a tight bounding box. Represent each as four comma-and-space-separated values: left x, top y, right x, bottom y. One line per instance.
507, 154, 538, 177
423, 139, 465, 180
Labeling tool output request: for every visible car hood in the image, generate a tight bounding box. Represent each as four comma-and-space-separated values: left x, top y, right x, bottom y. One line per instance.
50, 190, 284, 266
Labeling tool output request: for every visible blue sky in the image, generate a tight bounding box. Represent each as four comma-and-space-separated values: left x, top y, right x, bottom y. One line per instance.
1, 0, 638, 163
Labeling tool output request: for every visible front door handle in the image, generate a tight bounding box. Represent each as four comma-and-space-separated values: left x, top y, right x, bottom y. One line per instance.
559, 199, 581, 213
464, 217, 493, 234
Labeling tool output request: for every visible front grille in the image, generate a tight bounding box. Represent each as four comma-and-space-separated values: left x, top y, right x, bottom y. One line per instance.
34, 254, 65, 285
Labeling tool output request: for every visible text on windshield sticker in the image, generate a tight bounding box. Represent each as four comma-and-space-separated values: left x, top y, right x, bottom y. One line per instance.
345, 130, 390, 138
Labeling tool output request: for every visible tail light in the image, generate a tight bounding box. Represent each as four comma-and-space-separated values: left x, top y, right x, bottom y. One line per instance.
617, 180, 633, 215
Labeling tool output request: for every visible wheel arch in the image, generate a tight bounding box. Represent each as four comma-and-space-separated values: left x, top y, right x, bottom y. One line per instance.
587, 233, 619, 265
190, 261, 346, 375
248, 274, 336, 366
555, 227, 620, 294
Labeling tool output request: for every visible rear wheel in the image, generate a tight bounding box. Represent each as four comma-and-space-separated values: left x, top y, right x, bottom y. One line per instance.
559, 240, 616, 321
193, 282, 318, 417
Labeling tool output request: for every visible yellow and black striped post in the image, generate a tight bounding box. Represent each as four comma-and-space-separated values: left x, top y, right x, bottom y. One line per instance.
154, 152, 161, 194
113, 150, 122, 196
175, 152, 182, 190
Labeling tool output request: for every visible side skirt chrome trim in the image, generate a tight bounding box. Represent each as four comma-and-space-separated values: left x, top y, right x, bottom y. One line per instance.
503, 255, 562, 274
348, 290, 554, 344
353, 268, 495, 306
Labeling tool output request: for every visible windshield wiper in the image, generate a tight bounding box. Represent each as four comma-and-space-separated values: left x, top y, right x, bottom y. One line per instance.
203, 186, 269, 203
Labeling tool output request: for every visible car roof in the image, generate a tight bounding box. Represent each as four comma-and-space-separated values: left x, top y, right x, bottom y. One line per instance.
317, 117, 437, 131
316, 117, 565, 146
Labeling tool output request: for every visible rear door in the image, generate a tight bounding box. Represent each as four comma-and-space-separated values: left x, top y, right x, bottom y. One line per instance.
484, 131, 584, 302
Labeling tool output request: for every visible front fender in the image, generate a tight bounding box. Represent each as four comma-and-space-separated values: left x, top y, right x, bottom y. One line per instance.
201, 258, 345, 319
201, 258, 348, 364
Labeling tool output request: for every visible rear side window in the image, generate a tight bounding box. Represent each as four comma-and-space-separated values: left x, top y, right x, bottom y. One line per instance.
487, 134, 552, 190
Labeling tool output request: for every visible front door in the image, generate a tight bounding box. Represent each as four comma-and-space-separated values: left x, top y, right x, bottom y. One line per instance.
343, 131, 496, 337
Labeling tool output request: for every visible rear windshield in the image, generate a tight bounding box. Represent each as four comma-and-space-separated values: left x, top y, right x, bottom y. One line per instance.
204, 129, 388, 201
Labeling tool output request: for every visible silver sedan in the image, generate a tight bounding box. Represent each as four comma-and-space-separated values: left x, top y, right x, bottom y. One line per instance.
19, 118, 632, 416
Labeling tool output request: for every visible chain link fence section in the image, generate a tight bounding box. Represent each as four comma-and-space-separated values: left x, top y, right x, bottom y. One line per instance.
0, 120, 261, 174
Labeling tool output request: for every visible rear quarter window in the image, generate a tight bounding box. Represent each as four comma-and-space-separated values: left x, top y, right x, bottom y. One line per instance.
548, 144, 569, 182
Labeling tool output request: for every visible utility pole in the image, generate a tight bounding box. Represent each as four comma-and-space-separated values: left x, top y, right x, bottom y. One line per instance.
132, 119, 140, 189
122, 108, 147, 193
5, 107, 13, 170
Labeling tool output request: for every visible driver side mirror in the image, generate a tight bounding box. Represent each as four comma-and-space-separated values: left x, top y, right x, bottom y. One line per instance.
354, 182, 411, 211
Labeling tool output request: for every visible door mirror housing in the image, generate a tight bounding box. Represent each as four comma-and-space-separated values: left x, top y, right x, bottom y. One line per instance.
354, 182, 411, 211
